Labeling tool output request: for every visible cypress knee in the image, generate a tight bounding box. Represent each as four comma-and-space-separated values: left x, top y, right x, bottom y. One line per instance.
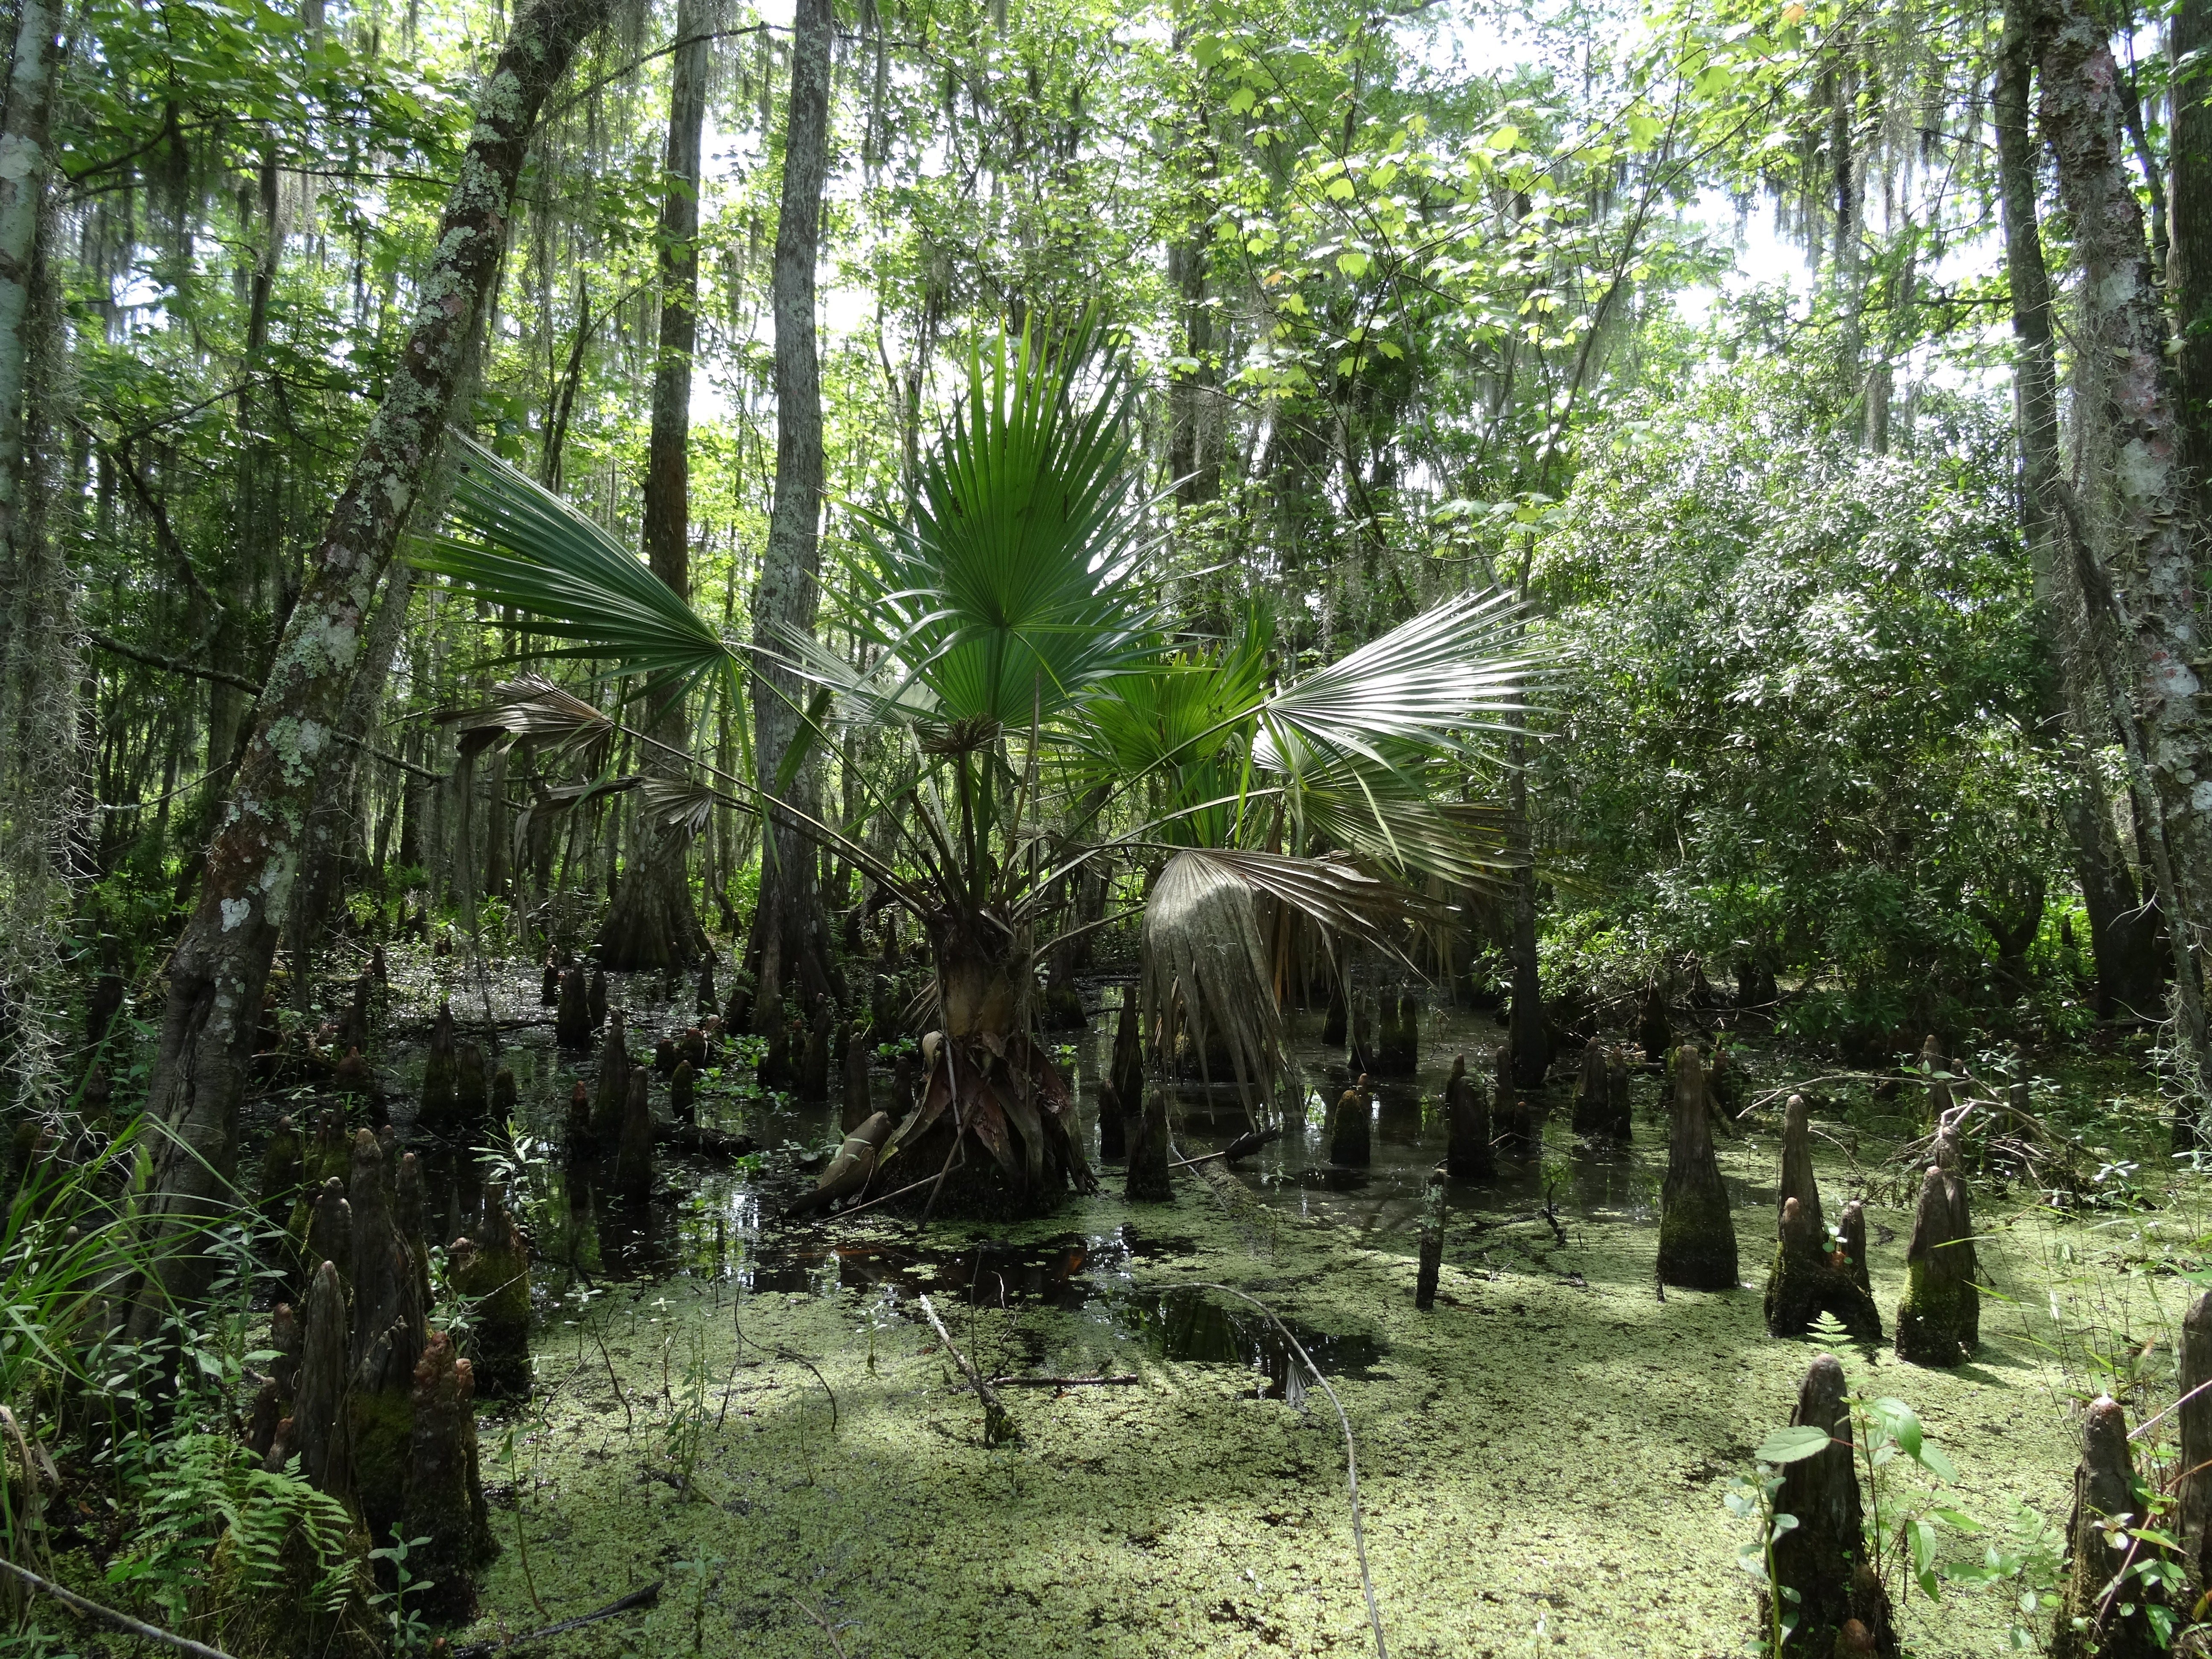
2051, 1398, 2168, 1659
346, 1129, 426, 1537
454, 1040, 488, 1124
586, 966, 607, 1033
1657, 1045, 1737, 1289
1836, 1198, 1872, 1295
450, 1180, 530, 1400
1918, 1034, 1953, 1127
841, 1027, 870, 1130
1096, 1081, 1126, 1159
722, 969, 754, 1037
1415, 1164, 1447, 1310
1444, 1054, 1493, 1179
395, 1151, 431, 1316
400, 1331, 496, 1624
681, 1025, 707, 1070
592, 1010, 632, 1143
670, 1058, 697, 1126
1329, 1075, 1372, 1167
1895, 1145, 1976, 1366
1321, 979, 1347, 1048
1125, 1086, 1173, 1202
696, 959, 717, 1017
800, 1003, 832, 1101
259, 1115, 302, 1222
1638, 985, 1671, 1064
1349, 992, 1377, 1073
1769, 1354, 1897, 1655
653, 1035, 676, 1076
540, 953, 560, 1006
555, 967, 591, 1050
283, 1260, 352, 1503
1606, 1044, 1633, 1138
419, 1001, 458, 1129
306, 1179, 351, 1292
335, 1045, 370, 1100
893, 1051, 915, 1120
614, 1071, 654, 1199
1110, 997, 1144, 1121
2182, 1293, 2212, 1586
565, 1080, 591, 1154
491, 1063, 517, 1123
1570, 1038, 1610, 1137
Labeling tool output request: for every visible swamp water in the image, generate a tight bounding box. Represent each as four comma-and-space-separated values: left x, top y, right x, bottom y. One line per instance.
244, 952, 2200, 1658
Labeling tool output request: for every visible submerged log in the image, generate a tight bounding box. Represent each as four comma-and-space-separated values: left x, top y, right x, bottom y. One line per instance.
1444, 1054, 1492, 1179
614, 1072, 654, 1199
1329, 1075, 1372, 1167
591, 1009, 632, 1143
1657, 1045, 1738, 1289
1125, 1085, 1173, 1203
400, 1330, 496, 1624
652, 1121, 759, 1158
787, 1111, 893, 1217
555, 967, 591, 1050
841, 1026, 871, 1131
2051, 1398, 2168, 1659
1770, 1354, 1897, 1656
450, 1180, 530, 1400
1894, 1150, 1976, 1367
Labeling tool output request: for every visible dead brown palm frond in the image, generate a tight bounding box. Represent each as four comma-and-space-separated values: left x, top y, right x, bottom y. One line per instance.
436, 673, 616, 766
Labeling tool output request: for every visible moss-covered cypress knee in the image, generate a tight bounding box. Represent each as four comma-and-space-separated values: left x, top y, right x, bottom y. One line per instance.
1657, 1045, 1737, 1290
1444, 1054, 1492, 1179
587, 965, 607, 1032
564, 1080, 591, 1155
1570, 1038, 1610, 1138
800, 1001, 832, 1101
260, 1115, 303, 1223
1321, 980, 1347, 1048
491, 1063, 516, 1123
1764, 1094, 1881, 1339
454, 1039, 487, 1125
346, 1129, 425, 1538
2051, 1397, 2169, 1659
1125, 1086, 1173, 1202
1768, 1353, 1897, 1656
540, 952, 560, 1007
1329, 1075, 1372, 1167
419, 1001, 458, 1130
1894, 1158, 1976, 1367
671, 1057, 698, 1126
400, 1331, 497, 1624
555, 966, 591, 1050
451, 1180, 531, 1400
614, 1071, 654, 1199
592, 1009, 632, 1143
1606, 1044, 1633, 1138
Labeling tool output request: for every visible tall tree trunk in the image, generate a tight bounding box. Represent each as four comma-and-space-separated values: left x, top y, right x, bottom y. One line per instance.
1997, 0, 2163, 1019
130, 0, 609, 1327
748, 0, 837, 1017
2173, 0, 2212, 502
599, 0, 711, 971
0, 0, 59, 566
2034, 0, 2212, 1119
1506, 731, 1547, 1089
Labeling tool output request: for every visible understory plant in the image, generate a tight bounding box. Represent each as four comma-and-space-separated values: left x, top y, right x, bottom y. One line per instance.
419, 314, 1537, 1213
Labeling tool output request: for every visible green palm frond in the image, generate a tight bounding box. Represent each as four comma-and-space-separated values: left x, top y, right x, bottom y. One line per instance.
412, 435, 740, 706
794, 313, 1164, 737
1256, 587, 1536, 772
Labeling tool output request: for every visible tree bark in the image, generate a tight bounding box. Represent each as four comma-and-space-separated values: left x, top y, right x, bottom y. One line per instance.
2034, 0, 2212, 1118
129, 0, 610, 1329
2174, 0, 2212, 504
0, 0, 60, 569
1996, 3, 2163, 1020
600, 0, 711, 971
748, 0, 838, 1011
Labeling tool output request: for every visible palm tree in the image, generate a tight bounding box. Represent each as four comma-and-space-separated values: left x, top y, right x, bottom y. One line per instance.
416, 316, 1536, 1214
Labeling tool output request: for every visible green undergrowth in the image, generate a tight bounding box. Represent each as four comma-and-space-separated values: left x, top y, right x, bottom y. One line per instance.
441, 1115, 2199, 1659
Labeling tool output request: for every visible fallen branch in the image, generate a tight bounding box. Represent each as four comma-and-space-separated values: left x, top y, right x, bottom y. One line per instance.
1171, 1127, 1283, 1169
916, 1292, 1018, 1445
445, 1580, 664, 1658
986, 1373, 1141, 1388
0, 1557, 241, 1659
1187, 1282, 1388, 1659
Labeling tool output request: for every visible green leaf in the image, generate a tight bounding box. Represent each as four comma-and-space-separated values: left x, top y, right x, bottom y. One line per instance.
1754, 1426, 1834, 1464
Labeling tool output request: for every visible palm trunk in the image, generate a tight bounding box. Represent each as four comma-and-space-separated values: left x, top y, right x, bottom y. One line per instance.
1997, 0, 2163, 1019
749, 0, 838, 1010
130, 0, 609, 1328
600, 0, 712, 971
2034, 0, 2212, 1120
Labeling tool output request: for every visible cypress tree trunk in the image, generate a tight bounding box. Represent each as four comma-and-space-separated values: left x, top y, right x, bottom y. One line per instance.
2033, 0, 2212, 1124
2171, 0, 2212, 502
1996, 3, 2162, 1020
600, 0, 711, 971
748, 0, 838, 1016
128, 0, 611, 1329
0, 0, 60, 570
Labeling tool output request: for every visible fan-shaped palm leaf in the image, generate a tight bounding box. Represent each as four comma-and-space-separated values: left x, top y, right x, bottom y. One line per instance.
413, 436, 740, 705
